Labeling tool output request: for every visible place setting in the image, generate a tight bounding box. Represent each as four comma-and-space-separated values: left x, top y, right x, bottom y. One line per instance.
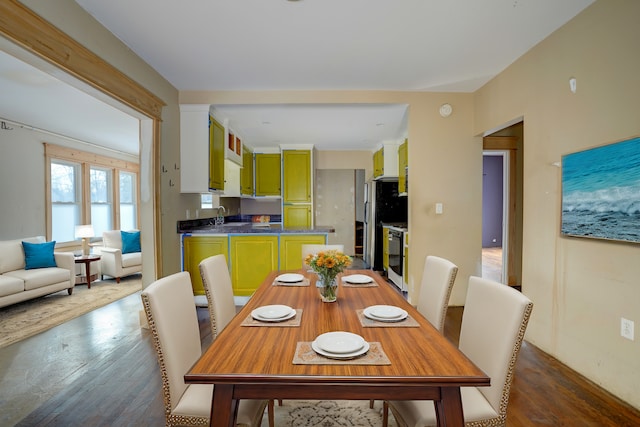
358, 304, 419, 327
272, 273, 310, 287
293, 331, 390, 365
340, 274, 378, 287
241, 304, 303, 327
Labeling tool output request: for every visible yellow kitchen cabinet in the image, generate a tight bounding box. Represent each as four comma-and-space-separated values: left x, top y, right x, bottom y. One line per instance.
398, 139, 408, 194
182, 235, 229, 295
229, 235, 278, 296
373, 148, 384, 178
283, 150, 311, 203
403, 232, 409, 290
240, 146, 254, 196
382, 227, 390, 271
283, 204, 312, 228
254, 153, 281, 196
279, 234, 327, 270
208, 116, 225, 191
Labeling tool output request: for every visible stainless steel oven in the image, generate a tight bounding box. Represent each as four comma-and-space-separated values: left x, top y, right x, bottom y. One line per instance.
387, 228, 406, 291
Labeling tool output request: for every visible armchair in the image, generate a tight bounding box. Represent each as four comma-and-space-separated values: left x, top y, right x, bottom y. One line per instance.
96, 230, 142, 283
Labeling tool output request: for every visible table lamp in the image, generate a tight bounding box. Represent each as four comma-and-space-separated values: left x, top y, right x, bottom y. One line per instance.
75, 224, 94, 256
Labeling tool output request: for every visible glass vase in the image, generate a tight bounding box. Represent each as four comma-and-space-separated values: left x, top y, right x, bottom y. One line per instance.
317, 275, 338, 302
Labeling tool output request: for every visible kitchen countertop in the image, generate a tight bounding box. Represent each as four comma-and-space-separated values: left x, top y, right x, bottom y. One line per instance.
179, 222, 335, 235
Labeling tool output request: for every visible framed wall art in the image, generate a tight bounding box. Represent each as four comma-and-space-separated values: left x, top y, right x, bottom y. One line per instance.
561, 135, 640, 244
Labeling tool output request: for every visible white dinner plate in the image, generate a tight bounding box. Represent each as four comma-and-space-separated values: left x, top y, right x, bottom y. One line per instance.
275, 273, 304, 283
342, 274, 374, 284
252, 310, 297, 323
311, 340, 370, 360
363, 305, 408, 322
251, 304, 294, 320
315, 331, 365, 354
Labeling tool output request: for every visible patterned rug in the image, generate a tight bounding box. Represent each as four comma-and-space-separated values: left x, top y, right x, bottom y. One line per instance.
260, 400, 398, 427
0, 275, 141, 349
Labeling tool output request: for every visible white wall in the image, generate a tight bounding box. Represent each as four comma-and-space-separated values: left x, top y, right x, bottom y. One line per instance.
315, 169, 356, 254
0, 124, 136, 240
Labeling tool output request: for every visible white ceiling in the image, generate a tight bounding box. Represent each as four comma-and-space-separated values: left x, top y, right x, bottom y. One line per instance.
0, 0, 594, 154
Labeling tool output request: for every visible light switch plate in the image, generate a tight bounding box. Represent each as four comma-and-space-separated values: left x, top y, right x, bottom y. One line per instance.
435, 203, 443, 214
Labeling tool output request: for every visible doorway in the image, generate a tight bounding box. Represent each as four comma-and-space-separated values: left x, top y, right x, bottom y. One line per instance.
482, 152, 507, 283
482, 123, 523, 288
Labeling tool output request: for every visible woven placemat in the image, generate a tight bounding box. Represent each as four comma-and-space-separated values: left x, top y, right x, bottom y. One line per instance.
293, 341, 391, 365
356, 309, 420, 327
340, 275, 379, 287
273, 278, 310, 287
241, 309, 303, 327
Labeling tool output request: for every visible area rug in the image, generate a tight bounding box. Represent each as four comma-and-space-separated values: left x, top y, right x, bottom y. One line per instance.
0, 275, 141, 349
260, 400, 398, 427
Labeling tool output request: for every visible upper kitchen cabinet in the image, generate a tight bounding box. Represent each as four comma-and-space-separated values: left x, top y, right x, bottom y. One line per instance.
240, 146, 254, 196
398, 139, 408, 195
225, 130, 242, 166
208, 116, 225, 191
373, 148, 384, 178
255, 153, 281, 197
283, 150, 311, 203
180, 104, 210, 193
372, 142, 400, 180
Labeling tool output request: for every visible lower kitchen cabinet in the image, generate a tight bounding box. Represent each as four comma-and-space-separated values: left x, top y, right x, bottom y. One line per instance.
182, 235, 229, 295
382, 227, 390, 271
229, 235, 278, 296
279, 234, 327, 270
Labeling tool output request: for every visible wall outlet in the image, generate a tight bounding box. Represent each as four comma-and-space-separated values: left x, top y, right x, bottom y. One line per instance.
435, 203, 443, 215
621, 318, 634, 341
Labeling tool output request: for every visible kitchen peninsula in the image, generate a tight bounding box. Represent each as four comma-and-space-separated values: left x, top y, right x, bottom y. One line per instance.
178, 218, 335, 297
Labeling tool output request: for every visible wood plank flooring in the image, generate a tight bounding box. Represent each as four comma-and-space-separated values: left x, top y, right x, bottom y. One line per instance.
2, 290, 639, 426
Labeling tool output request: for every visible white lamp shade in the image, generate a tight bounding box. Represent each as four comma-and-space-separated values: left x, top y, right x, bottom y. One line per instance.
75, 224, 95, 239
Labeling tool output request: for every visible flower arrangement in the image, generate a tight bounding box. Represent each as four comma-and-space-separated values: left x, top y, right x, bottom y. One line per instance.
305, 249, 352, 302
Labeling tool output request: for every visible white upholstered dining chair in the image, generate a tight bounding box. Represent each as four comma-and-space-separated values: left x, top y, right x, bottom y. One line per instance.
141, 271, 269, 427
383, 276, 533, 427
416, 255, 458, 332
198, 254, 236, 339
199, 254, 276, 425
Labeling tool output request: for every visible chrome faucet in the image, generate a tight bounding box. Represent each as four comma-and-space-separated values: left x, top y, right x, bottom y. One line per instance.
215, 206, 226, 225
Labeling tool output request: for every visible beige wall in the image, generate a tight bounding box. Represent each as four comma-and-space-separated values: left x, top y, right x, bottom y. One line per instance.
474, 0, 640, 409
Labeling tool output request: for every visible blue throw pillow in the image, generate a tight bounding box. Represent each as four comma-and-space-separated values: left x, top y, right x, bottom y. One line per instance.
22, 241, 57, 270
121, 230, 141, 254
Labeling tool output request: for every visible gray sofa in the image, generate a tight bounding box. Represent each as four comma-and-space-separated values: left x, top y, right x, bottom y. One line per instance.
0, 236, 75, 309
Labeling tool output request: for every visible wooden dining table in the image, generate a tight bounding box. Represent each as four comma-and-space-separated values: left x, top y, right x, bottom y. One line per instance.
184, 269, 490, 427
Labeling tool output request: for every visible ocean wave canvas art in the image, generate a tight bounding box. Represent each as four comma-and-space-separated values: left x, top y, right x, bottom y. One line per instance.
561, 136, 640, 244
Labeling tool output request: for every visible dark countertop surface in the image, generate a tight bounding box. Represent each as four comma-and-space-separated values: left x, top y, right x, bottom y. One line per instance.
177, 216, 335, 234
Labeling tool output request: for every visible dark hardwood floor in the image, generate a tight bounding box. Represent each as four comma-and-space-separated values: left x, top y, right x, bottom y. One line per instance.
2, 290, 639, 426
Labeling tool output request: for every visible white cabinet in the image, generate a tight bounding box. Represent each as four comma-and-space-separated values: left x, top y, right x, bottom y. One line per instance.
222, 159, 241, 197
379, 142, 400, 179
180, 104, 210, 193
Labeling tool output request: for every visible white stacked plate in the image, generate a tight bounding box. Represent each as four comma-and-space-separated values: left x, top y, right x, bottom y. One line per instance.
311, 331, 370, 359
342, 274, 374, 284
251, 304, 296, 322
363, 305, 408, 322
275, 273, 304, 283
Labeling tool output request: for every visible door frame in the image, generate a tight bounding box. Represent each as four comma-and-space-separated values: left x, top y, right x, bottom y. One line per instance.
483, 136, 519, 286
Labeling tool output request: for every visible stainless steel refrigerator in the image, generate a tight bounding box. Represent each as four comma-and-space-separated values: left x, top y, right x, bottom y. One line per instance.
363, 178, 408, 271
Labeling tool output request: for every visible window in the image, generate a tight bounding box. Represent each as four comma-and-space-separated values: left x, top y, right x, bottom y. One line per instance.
90, 167, 113, 237
201, 193, 213, 209
45, 144, 139, 244
120, 171, 137, 230
51, 160, 81, 242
